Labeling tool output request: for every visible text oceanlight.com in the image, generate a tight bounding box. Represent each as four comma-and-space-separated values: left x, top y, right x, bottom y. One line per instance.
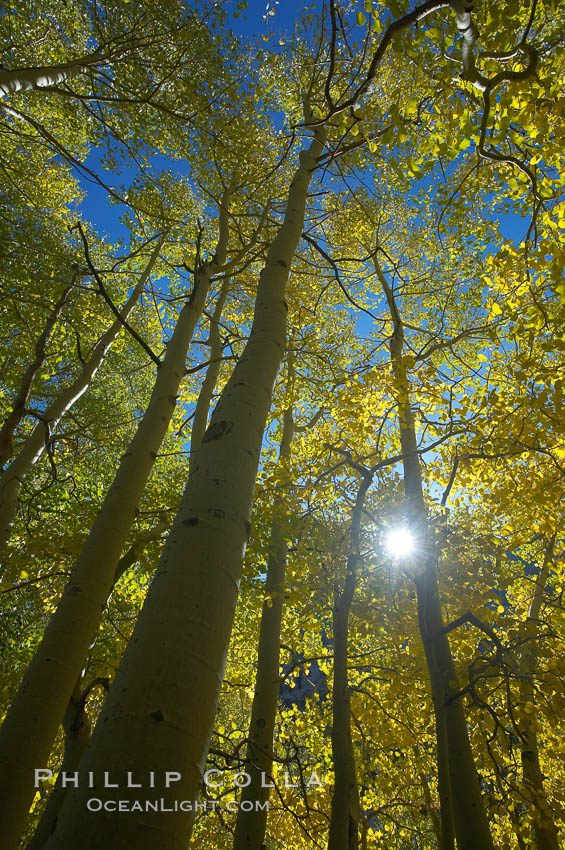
86, 799, 270, 813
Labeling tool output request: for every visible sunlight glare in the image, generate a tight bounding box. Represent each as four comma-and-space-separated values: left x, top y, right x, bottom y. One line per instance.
385, 527, 415, 558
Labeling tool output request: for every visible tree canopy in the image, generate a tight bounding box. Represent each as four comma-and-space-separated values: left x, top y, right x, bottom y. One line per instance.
0, 1, 564, 849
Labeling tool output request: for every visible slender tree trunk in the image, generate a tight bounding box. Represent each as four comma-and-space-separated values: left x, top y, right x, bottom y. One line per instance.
188, 277, 231, 475
416, 568, 494, 850
0, 53, 106, 96
492, 767, 527, 850
0, 284, 72, 467
374, 256, 495, 850
518, 537, 560, 850
0, 235, 165, 552
112, 513, 170, 588
434, 704, 455, 850
360, 816, 369, 850
25, 515, 169, 850
233, 359, 295, 850
0, 207, 229, 849
327, 479, 370, 850
420, 770, 443, 848
25, 677, 108, 850
44, 128, 325, 850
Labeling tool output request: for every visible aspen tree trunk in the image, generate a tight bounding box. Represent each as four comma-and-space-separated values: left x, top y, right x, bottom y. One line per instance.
25, 516, 168, 850
44, 127, 325, 850
420, 771, 443, 848
360, 816, 369, 850
374, 257, 495, 850
492, 768, 527, 850
188, 277, 231, 475
518, 537, 560, 850
327, 478, 370, 850
233, 357, 295, 850
415, 569, 494, 850
25, 677, 106, 850
435, 707, 456, 850
0, 236, 165, 552
26, 308, 216, 846
0, 208, 229, 850
0, 284, 72, 467
0, 53, 105, 96
111, 513, 170, 588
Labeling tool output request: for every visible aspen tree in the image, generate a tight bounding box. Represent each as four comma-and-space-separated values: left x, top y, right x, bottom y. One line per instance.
25, 514, 170, 850
374, 254, 495, 850
0, 236, 165, 552
0, 0, 226, 175
25, 677, 108, 850
517, 537, 561, 850
0, 197, 231, 847
27, 281, 235, 845
233, 353, 295, 850
2, 0, 560, 847
328, 476, 372, 850
41, 6, 490, 848
188, 278, 231, 475
0, 53, 107, 96
0, 284, 72, 467
44, 118, 327, 850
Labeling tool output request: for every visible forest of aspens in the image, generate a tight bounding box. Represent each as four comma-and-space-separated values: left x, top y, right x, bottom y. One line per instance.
0, 1, 564, 848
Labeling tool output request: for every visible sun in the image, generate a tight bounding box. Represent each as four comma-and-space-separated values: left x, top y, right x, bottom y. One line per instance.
385, 527, 415, 558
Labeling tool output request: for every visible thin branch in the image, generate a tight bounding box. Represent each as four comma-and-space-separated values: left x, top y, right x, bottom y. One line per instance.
72, 222, 162, 367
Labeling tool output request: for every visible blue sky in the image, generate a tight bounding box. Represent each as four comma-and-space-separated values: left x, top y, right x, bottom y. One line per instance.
77, 1, 308, 240
77, 0, 531, 251
229, 1, 306, 39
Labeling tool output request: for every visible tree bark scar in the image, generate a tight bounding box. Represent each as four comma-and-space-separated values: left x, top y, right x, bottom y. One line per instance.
202, 420, 233, 442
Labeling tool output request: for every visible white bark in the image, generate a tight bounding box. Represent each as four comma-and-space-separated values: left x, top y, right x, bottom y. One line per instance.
0, 210, 228, 850
0, 284, 72, 467
188, 278, 231, 475
327, 479, 368, 850
233, 359, 295, 850
518, 538, 560, 850
0, 236, 165, 553
375, 255, 495, 850
0, 53, 106, 97
44, 129, 325, 850
25, 517, 168, 850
